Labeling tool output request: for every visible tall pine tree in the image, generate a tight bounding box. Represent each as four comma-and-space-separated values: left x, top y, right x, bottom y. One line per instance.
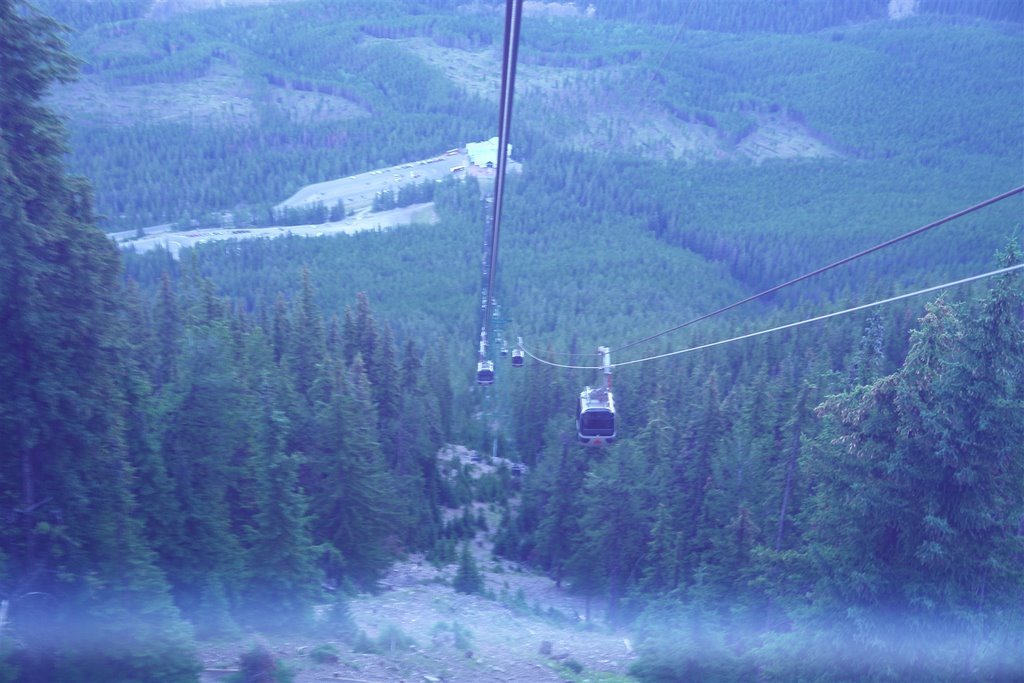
0, 1, 197, 678
803, 257, 1024, 679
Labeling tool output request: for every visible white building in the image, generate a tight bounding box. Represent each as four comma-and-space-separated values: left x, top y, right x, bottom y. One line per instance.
465, 137, 512, 168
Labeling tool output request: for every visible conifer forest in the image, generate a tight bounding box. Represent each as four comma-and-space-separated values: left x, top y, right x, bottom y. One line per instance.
1, 0, 1022, 681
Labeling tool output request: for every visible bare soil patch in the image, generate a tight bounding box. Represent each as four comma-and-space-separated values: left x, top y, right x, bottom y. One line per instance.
555, 95, 842, 163
51, 62, 258, 126
51, 60, 366, 127
147, 0, 306, 19
389, 38, 614, 102
735, 113, 841, 163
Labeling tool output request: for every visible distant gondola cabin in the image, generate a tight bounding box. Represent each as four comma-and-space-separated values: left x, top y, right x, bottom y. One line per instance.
476, 360, 495, 385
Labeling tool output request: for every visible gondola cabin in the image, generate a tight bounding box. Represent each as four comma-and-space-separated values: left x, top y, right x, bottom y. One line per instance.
511, 348, 524, 367
476, 360, 495, 385
577, 385, 615, 446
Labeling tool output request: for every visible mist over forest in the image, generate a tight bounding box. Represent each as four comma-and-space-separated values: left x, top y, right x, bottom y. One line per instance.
1, 0, 1022, 681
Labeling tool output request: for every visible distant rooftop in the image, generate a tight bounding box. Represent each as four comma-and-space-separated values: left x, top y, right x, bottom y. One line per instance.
466, 137, 512, 168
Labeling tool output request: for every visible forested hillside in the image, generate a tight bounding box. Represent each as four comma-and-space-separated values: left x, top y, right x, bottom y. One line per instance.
43, 0, 1022, 234
3, 0, 1022, 681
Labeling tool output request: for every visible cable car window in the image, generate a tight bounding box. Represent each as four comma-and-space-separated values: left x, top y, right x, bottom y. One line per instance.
580, 410, 615, 435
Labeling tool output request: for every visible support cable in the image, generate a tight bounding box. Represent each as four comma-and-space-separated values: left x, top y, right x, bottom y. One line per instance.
634, 1, 695, 109
483, 0, 524, 338
607, 185, 1024, 355
520, 5, 697, 363
520, 263, 1024, 370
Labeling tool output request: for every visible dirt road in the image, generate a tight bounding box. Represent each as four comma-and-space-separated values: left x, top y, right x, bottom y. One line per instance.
119, 203, 439, 258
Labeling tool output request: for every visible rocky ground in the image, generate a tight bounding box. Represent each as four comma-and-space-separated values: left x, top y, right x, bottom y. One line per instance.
199, 446, 638, 683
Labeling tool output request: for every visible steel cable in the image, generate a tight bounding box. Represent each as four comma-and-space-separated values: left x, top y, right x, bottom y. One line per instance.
520, 262, 1024, 370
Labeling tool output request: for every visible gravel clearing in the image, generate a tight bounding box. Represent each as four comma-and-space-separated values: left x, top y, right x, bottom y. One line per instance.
199, 446, 638, 683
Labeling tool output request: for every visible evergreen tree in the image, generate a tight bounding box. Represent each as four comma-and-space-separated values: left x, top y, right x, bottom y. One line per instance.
153, 272, 181, 386
197, 276, 225, 327
0, 1, 197, 677
352, 292, 378, 377
326, 313, 343, 360
288, 268, 326, 398
514, 347, 561, 466
237, 642, 291, 683
272, 292, 290, 366
121, 278, 155, 378
389, 339, 443, 547
575, 444, 652, 626
772, 379, 812, 552
323, 589, 357, 640
677, 372, 726, 581
329, 199, 346, 221
638, 503, 683, 595
157, 326, 246, 622
309, 358, 399, 588
401, 339, 422, 390
244, 402, 320, 631
533, 440, 585, 588
193, 575, 239, 641
804, 259, 1024, 679
424, 344, 453, 443
453, 543, 484, 595
370, 322, 401, 425
341, 305, 357, 366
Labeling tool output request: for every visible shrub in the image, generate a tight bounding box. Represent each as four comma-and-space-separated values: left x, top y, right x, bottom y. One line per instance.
309, 644, 339, 664
234, 642, 293, 683
452, 622, 473, 651
323, 591, 357, 641
427, 537, 457, 566
376, 624, 417, 653
430, 620, 473, 651
452, 544, 484, 595
352, 630, 381, 655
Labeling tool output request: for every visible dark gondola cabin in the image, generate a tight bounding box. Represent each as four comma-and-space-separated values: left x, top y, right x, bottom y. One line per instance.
511, 348, 524, 367
476, 360, 495, 385
577, 385, 615, 446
